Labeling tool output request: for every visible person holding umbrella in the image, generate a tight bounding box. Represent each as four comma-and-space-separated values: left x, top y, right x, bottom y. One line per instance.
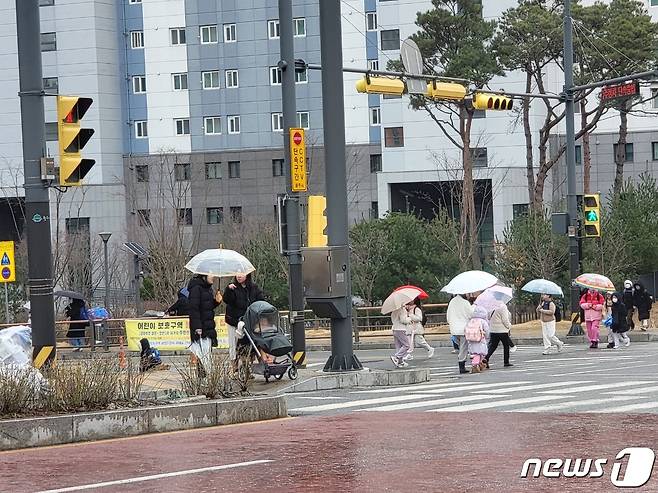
475, 286, 514, 368
580, 289, 605, 349
381, 286, 427, 368
223, 273, 265, 365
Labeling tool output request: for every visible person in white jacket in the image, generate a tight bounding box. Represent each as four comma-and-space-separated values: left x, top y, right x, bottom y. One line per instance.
485, 305, 514, 368
447, 294, 475, 374
390, 303, 414, 368
404, 298, 435, 360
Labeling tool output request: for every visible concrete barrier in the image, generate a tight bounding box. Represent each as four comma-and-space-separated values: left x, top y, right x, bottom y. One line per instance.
279, 368, 430, 393
0, 395, 287, 451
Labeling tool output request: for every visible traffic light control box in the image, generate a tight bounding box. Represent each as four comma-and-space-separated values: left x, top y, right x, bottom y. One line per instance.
302, 245, 349, 318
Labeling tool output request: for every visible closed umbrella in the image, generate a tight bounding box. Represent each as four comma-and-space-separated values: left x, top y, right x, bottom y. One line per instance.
574, 273, 615, 293
521, 279, 564, 296
475, 285, 513, 313
185, 249, 255, 278
441, 271, 497, 295
381, 287, 424, 315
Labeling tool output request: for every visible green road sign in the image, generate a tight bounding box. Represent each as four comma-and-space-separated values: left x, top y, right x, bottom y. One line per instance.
586, 210, 598, 222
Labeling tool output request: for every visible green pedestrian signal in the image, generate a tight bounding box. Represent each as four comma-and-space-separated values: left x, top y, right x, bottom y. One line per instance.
586, 210, 598, 222
583, 193, 601, 238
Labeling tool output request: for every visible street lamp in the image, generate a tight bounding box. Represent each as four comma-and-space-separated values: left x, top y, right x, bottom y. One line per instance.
99, 232, 111, 313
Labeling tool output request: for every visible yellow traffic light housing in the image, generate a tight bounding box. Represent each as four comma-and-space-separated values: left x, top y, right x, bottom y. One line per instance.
425, 82, 467, 101
355, 77, 405, 96
583, 193, 601, 238
472, 92, 513, 111
307, 195, 328, 247
57, 95, 95, 186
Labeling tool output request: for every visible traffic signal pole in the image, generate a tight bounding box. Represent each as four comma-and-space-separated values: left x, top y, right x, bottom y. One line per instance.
15, 0, 57, 366
279, 0, 306, 367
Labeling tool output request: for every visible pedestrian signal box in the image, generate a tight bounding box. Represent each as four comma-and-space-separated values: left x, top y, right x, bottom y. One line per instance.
57, 95, 95, 186
583, 193, 601, 238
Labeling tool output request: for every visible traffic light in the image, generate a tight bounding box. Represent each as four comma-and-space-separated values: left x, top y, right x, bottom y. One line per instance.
583, 193, 601, 238
472, 92, 513, 111
425, 82, 467, 101
57, 95, 95, 186
307, 195, 327, 247
355, 77, 405, 96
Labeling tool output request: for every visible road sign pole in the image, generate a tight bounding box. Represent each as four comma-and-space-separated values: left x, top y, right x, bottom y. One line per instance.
16, 0, 57, 365
3, 283, 9, 324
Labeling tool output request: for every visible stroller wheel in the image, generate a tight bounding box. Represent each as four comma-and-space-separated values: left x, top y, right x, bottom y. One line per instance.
288, 366, 298, 380
263, 369, 270, 383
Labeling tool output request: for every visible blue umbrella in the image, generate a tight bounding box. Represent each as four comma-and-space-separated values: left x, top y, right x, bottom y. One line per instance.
521, 279, 564, 296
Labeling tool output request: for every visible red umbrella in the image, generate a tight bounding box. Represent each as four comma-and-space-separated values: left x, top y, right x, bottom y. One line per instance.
394, 285, 429, 300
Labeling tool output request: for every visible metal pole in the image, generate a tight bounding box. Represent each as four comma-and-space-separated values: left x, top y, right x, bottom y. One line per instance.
564, 0, 584, 336
4, 283, 9, 324
134, 256, 142, 316
103, 240, 110, 313
16, 0, 57, 365
279, 0, 306, 367
319, 0, 362, 371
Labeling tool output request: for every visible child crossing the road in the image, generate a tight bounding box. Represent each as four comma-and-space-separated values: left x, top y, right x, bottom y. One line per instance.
464, 306, 490, 373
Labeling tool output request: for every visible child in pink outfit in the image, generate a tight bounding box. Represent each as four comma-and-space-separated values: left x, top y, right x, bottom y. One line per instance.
580, 289, 605, 348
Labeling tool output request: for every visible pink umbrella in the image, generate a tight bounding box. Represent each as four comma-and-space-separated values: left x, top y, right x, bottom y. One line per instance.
574, 273, 615, 293
474, 285, 513, 313
393, 284, 429, 300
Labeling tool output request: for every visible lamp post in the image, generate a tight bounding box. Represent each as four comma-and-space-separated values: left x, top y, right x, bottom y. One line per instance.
99, 232, 111, 313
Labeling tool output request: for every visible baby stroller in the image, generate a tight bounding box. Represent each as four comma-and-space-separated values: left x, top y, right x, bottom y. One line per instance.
239, 300, 298, 382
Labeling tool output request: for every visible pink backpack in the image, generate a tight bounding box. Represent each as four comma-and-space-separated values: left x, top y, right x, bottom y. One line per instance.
464, 318, 485, 342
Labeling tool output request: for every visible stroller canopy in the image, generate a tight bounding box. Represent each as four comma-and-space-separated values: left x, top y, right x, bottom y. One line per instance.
243, 300, 279, 334
242, 301, 292, 357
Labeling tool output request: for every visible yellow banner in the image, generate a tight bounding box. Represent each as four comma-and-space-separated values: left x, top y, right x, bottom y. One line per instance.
124, 317, 229, 351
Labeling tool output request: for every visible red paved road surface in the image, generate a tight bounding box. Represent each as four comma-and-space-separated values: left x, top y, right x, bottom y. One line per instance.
2, 412, 658, 492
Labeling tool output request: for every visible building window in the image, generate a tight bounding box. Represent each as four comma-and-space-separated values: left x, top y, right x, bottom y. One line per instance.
43, 77, 58, 93
297, 112, 310, 129
367, 59, 379, 71
200, 25, 218, 44
575, 145, 582, 166
172, 73, 188, 90
204, 116, 221, 135
473, 109, 486, 119
652, 0, 658, 6
268, 20, 280, 39
170, 27, 186, 45
130, 31, 144, 49
513, 204, 529, 219
178, 208, 193, 226
384, 127, 404, 147
135, 121, 148, 138
272, 113, 284, 132
381, 29, 400, 50
225, 70, 239, 88
370, 154, 382, 173
653, 142, 658, 161
174, 163, 191, 181
471, 147, 488, 168
294, 18, 306, 37
270, 66, 282, 85
45, 122, 57, 141
371, 201, 379, 219
175, 118, 190, 136
272, 159, 285, 177
137, 209, 150, 227
224, 23, 237, 42
613, 142, 634, 162
39, 0, 55, 5
132, 76, 146, 94
651, 88, 658, 108
128, 0, 141, 3
40, 32, 57, 52
230, 206, 243, 223
228, 115, 241, 134
207, 207, 224, 225
202, 70, 220, 89
135, 165, 149, 182
370, 107, 381, 126
228, 161, 241, 178
205, 162, 222, 179
295, 68, 308, 84
366, 12, 377, 31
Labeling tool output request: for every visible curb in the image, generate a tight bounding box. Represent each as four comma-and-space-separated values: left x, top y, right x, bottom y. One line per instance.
0, 395, 287, 451
277, 368, 430, 393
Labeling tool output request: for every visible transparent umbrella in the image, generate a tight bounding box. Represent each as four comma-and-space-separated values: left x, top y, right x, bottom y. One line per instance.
522, 279, 564, 296
185, 249, 255, 278
441, 271, 498, 295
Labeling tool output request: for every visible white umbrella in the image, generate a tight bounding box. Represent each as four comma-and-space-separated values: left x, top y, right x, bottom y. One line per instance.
522, 279, 564, 296
381, 287, 423, 315
475, 285, 513, 312
441, 271, 498, 295
185, 249, 255, 278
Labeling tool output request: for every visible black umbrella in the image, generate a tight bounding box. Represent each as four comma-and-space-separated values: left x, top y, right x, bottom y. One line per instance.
54, 290, 86, 300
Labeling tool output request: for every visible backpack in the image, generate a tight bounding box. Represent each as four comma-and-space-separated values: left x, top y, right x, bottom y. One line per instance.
464, 318, 485, 342
554, 303, 562, 322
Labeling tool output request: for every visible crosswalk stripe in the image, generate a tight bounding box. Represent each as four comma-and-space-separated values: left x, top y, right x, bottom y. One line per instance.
414, 381, 532, 394
514, 396, 639, 413
470, 380, 593, 394
351, 380, 514, 395
427, 395, 569, 412
294, 396, 343, 400
553, 363, 658, 377
539, 381, 654, 394
592, 401, 658, 413
290, 393, 435, 413
524, 355, 637, 363
365, 393, 503, 412
604, 385, 658, 396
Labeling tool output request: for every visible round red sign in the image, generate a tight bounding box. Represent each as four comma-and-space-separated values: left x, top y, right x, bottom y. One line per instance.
293, 132, 302, 146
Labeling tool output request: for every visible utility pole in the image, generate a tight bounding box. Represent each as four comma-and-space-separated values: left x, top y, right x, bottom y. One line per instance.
319, 0, 362, 371
279, 0, 306, 366
16, 0, 57, 366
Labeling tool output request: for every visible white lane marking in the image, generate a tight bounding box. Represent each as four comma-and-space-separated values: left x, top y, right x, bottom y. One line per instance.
592, 401, 658, 413
427, 395, 569, 412
604, 385, 658, 396
293, 396, 343, 400
515, 396, 640, 413
524, 355, 637, 363
306, 362, 324, 368
290, 393, 440, 413
539, 381, 655, 394
552, 363, 658, 377
365, 393, 502, 412
35, 460, 273, 493
470, 380, 593, 394
413, 382, 533, 394
351, 380, 499, 395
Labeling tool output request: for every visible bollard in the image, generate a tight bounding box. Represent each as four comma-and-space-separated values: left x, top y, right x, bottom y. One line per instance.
118, 336, 127, 369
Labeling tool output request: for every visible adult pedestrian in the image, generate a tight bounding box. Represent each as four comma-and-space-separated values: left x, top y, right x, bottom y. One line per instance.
65, 298, 89, 351
188, 274, 222, 347
622, 280, 635, 331
166, 287, 190, 316
486, 304, 514, 368
390, 302, 413, 368
633, 281, 652, 332
447, 294, 475, 374
223, 273, 265, 364
404, 297, 435, 360
538, 294, 564, 355
580, 288, 605, 348
610, 292, 631, 349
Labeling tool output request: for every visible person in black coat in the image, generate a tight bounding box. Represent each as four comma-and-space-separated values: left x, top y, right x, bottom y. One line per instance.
65, 298, 88, 351
223, 273, 265, 361
622, 280, 635, 331
167, 288, 190, 316
187, 275, 222, 346
610, 292, 631, 348
633, 282, 653, 331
